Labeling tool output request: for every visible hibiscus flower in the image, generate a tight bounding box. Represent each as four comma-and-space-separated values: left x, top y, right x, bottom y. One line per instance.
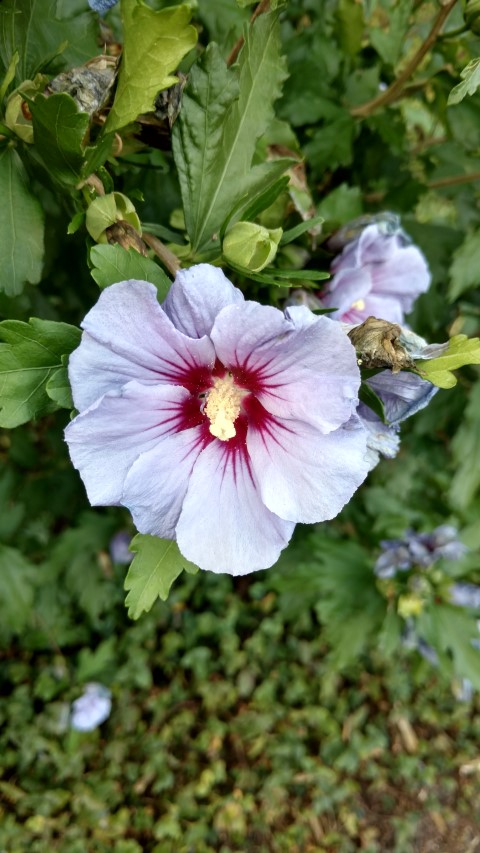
65, 265, 369, 574
321, 221, 431, 324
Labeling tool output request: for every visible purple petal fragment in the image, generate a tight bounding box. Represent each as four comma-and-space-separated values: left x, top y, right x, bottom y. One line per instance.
71, 683, 111, 732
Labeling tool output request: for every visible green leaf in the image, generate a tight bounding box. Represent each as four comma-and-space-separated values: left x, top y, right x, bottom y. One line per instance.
280, 214, 324, 245
90, 244, 172, 298
335, 0, 364, 57
448, 229, 480, 301
0, 0, 99, 85
450, 383, 480, 511
0, 544, 35, 634
359, 381, 386, 423
125, 535, 199, 619
29, 93, 89, 186
0, 146, 44, 297
45, 360, 74, 410
448, 57, 480, 106
172, 12, 290, 254
369, 0, 413, 67
316, 183, 362, 228
418, 335, 480, 389
0, 318, 80, 428
106, 0, 197, 133
0, 49, 18, 103
421, 604, 480, 688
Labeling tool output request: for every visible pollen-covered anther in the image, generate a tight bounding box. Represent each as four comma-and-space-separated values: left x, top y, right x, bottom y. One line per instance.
204, 373, 247, 441
351, 298, 365, 311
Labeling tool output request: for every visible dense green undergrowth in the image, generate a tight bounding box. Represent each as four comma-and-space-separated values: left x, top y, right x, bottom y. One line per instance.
2, 566, 480, 853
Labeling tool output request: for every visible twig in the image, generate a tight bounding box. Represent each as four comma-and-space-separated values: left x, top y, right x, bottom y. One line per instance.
428, 171, 480, 189
226, 0, 270, 67
351, 0, 458, 119
142, 231, 181, 276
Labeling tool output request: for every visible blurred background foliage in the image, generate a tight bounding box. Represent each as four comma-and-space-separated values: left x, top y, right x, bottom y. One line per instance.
2, 0, 480, 849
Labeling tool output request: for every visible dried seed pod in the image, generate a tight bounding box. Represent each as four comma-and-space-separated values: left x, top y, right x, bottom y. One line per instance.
47, 55, 118, 117
348, 316, 416, 373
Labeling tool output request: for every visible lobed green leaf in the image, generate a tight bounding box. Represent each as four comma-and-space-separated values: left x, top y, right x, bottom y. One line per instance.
90, 244, 172, 298
173, 11, 290, 255
0, 318, 80, 427
418, 335, 480, 389
106, 0, 197, 133
125, 534, 199, 619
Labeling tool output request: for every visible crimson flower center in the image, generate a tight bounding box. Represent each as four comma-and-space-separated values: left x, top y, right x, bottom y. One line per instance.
203, 372, 249, 441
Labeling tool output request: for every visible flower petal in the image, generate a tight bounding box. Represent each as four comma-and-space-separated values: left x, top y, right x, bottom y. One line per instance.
122, 426, 209, 539
367, 370, 438, 425
175, 441, 295, 575
211, 302, 360, 433
247, 414, 369, 523
162, 264, 244, 338
69, 280, 215, 411
65, 381, 192, 505
320, 268, 371, 318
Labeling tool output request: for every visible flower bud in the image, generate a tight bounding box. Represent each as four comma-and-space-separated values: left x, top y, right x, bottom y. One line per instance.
4, 76, 48, 143
223, 221, 282, 272
86, 192, 141, 243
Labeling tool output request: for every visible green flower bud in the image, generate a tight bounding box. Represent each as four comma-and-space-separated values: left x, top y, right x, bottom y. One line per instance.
4, 75, 48, 143
86, 192, 141, 243
223, 221, 282, 272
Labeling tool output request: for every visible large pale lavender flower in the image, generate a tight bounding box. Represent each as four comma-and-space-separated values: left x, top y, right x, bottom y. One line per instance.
65, 265, 370, 575
321, 220, 430, 324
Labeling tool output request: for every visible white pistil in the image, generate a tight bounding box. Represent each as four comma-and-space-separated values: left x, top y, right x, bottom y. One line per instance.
351, 298, 366, 311
204, 374, 247, 441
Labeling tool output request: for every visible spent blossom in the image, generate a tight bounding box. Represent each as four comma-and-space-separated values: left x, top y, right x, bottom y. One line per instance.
70, 683, 112, 732
320, 217, 430, 324
65, 265, 370, 575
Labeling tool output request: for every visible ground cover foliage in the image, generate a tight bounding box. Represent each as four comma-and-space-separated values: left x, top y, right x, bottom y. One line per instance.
2, 0, 480, 849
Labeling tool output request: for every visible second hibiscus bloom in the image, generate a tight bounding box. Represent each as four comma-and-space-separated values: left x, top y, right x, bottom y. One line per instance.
65, 265, 370, 575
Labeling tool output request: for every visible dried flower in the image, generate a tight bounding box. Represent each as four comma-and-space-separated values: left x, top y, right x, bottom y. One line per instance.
70, 683, 111, 732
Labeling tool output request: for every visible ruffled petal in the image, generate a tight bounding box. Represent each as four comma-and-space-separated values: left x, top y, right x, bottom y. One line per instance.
162, 264, 244, 338
247, 413, 369, 523
211, 302, 360, 433
69, 280, 215, 411
175, 441, 295, 575
65, 381, 192, 505
122, 426, 208, 539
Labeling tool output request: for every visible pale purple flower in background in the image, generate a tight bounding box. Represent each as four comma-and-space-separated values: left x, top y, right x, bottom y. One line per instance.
88, 0, 118, 12
320, 219, 431, 324
65, 265, 370, 576
70, 683, 111, 732
110, 531, 133, 564
450, 583, 480, 610
375, 525, 467, 578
